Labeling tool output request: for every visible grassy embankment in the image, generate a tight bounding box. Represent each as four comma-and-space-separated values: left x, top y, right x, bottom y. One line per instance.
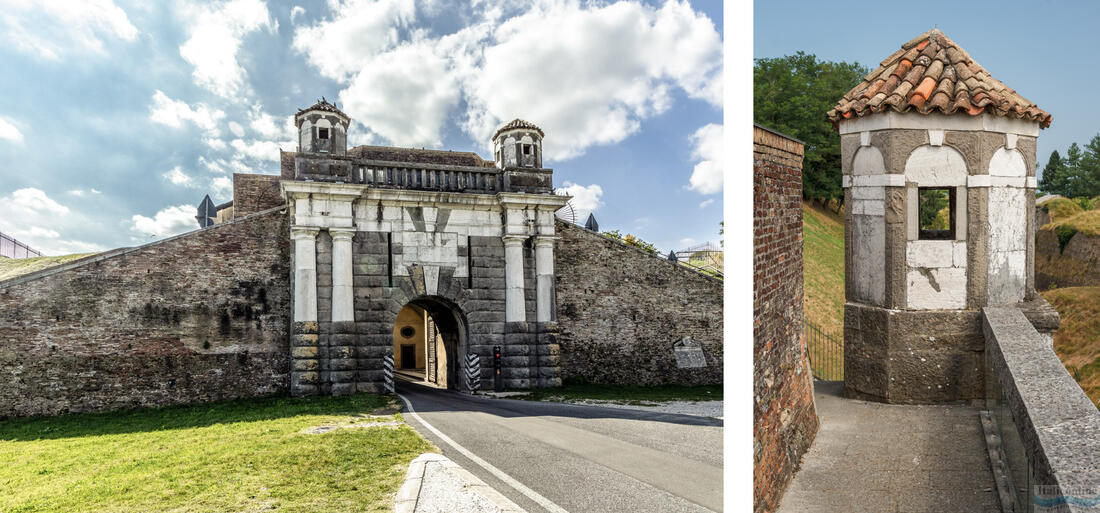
1042, 287, 1100, 408
0, 393, 434, 512
514, 382, 722, 406
0, 253, 97, 281
801, 202, 845, 334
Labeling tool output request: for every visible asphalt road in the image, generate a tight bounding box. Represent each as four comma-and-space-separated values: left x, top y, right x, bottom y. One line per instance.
397, 380, 724, 513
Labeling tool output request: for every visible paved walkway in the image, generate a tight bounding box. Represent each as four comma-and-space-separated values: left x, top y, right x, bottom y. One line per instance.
778, 381, 1000, 513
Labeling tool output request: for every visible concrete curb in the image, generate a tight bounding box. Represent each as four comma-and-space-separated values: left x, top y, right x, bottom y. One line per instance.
394, 453, 527, 513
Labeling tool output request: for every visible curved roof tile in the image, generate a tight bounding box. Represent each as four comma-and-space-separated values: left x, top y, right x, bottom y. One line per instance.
828, 29, 1051, 129
493, 119, 544, 140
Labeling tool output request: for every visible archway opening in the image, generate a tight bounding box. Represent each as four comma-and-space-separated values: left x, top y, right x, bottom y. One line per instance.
391, 296, 465, 390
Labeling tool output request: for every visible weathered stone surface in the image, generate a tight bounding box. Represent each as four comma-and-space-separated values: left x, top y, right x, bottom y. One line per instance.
0, 209, 291, 417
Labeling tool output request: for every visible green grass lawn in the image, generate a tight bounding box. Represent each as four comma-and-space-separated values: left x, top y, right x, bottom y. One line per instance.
0, 253, 97, 281
0, 393, 435, 512
801, 201, 846, 380
511, 382, 722, 406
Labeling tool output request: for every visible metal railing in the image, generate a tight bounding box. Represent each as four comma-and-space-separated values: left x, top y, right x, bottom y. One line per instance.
805, 320, 844, 381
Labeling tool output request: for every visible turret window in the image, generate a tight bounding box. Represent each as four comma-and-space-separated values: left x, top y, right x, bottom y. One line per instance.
918, 187, 956, 240
523, 144, 531, 155
318, 128, 330, 140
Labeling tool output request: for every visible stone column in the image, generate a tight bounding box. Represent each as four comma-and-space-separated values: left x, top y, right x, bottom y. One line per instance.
534, 236, 557, 322
502, 235, 527, 322
329, 228, 356, 322
290, 226, 320, 396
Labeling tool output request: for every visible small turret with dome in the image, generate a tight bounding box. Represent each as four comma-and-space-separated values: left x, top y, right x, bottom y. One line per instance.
295, 97, 350, 156
493, 119, 544, 169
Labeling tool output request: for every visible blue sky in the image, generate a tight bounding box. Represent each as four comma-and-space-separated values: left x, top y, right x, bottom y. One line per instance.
0, 0, 723, 256
755, 0, 1100, 180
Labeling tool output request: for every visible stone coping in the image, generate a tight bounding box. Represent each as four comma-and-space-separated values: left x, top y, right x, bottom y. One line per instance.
295, 153, 555, 176
0, 205, 287, 290
982, 306, 1100, 511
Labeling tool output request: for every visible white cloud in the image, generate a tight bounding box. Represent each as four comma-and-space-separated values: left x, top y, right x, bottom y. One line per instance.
228, 121, 245, 137
177, 0, 274, 98
687, 123, 722, 195
203, 137, 228, 150
290, 6, 306, 23
163, 166, 195, 187
149, 90, 225, 133
248, 107, 294, 140
555, 181, 602, 222
211, 176, 234, 200
0, 0, 138, 60
230, 138, 292, 162
679, 237, 695, 246
293, 0, 721, 157
0, 116, 23, 143
699, 198, 714, 208
0, 188, 104, 255
130, 205, 196, 239
291, 0, 416, 81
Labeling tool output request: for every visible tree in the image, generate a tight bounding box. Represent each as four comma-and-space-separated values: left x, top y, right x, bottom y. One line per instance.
1040, 150, 1070, 196
1066, 143, 1085, 198
754, 52, 868, 201
1079, 134, 1100, 197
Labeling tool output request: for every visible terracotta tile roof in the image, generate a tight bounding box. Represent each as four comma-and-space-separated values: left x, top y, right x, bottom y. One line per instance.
493, 119, 544, 140
828, 29, 1051, 129
297, 97, 349, 119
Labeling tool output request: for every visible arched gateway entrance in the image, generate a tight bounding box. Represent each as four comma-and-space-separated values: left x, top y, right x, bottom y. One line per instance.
391, 297, 466, 390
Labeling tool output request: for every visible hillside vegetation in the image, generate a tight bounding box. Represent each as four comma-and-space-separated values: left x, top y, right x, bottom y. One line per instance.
1042, 287, 1100, 408
1045, 209, 1100, 237
802, 201, 845, 334
0, 253, 97, 282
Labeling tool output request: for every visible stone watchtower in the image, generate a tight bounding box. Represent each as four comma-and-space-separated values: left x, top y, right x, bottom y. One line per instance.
828, 29, 1052, 403
283, 99, 568, 396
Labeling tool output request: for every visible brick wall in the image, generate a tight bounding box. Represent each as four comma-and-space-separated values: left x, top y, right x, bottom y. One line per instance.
233, 173, 284, 216
0, 208, 291, 417
753, 125, 818, 513
554, 221, 723, 385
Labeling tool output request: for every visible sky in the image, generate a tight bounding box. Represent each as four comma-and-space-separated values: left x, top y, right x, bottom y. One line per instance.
755, 0, 1100, 181
0, 0, 723, 256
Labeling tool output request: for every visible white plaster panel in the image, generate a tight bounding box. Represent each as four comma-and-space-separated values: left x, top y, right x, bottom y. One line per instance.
907, 267, 967, 310
988, 187, 1028, 253
853, 200, 885, 216
987, 250, 1026, 305
953, 242, 968, 267
850, 214, 885, 306
968, 175, 991, 187
904, 145, 968, 186
989, 147, 1027, 177
990, 177, 1027, 188
852, 146, 886, 176
906, 240, 954, 268
851, 186, 885, 200
907, 187, 919, 240
850, 175, 906, 187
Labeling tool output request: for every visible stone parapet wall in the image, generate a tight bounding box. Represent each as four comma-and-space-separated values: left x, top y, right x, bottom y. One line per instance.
752, 125, 817, 513
982, 306, 1100, 511
233, 173, 284, 216
553, 220, 723, 386
0, 208, 292, 417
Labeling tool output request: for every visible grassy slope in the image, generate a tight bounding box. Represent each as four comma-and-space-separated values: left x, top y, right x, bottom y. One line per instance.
0, 393, 434, 513
1041, 287, 1100, 408
1047, 209, 1100, 237
802, 202, 845, 334
0, 253, 97, 282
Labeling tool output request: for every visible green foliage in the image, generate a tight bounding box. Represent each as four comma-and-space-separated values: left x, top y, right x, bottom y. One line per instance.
1057, 225, 1078, 252
1075, 197, 1095, 211
602, 230, 658, 255
1042, 136, 1100, 198
1042, 197, 1085, 222
918, 189, 950, 229
754, 52, 869, 201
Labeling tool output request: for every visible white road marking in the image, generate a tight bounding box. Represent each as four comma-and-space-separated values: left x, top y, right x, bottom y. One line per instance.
397, 393, 570, 513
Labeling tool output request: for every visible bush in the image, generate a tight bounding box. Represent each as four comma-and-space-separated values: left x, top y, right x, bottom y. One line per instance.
602, 230, 658, 255
1074, 197, 1095, 211
1056, 225, 1078, 252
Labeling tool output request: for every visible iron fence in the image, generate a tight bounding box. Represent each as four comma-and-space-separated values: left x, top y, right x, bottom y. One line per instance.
805, 320, 844, 381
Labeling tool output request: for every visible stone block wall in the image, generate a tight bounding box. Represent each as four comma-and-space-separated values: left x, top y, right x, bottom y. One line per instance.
553, 220, 723, 386
233, 173, 285, 216
752, 125, 818, 513
0, 208, 291, 417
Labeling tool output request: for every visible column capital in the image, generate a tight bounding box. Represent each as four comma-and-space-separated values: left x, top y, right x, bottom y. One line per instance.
290, 226, 320, 240
534, 235, 560, 247
501, 234, 527, 245
329, 227, 357, 241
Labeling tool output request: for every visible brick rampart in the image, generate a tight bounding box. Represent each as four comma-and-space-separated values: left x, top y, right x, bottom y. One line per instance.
0, 208, 291, 417
233, 173, 284, 216
752, 125, 818, 513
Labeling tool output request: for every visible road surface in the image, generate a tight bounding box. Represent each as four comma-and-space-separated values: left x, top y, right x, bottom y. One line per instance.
397, 380, 723, 513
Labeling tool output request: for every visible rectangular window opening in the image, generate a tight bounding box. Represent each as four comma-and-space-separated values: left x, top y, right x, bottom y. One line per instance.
318, 128, 330, 140
918, 187, 956, 240
523, 144, 531, 155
